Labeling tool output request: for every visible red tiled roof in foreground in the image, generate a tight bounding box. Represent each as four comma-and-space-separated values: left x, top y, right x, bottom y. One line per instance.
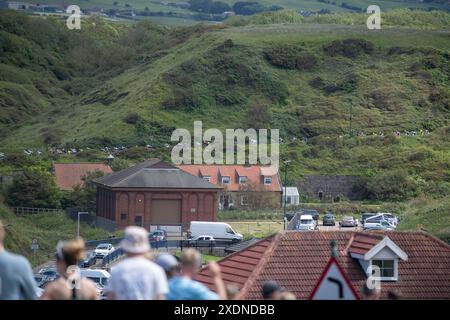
196, 231, 450, 300
53, 163, 112, 190
178, 165, 282, 192
195, 235, 276, 290
347, 232, 384, 256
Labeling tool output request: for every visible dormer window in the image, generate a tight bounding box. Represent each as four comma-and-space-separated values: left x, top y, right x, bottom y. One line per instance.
348, 234, 407, 283
264, 176, 272, 185
239, 176, 247, 184
203, 176, 211, 182
372, 259, 395, 278
221, 176, 230, 184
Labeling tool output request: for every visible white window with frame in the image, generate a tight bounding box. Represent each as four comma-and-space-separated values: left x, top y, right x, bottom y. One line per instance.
221, 176, 230, 184
264, 176, 272, 185
240, 195, 248, 206
370, 259, 398, 281
202, 176, 211, 182
238, 176, 247, 184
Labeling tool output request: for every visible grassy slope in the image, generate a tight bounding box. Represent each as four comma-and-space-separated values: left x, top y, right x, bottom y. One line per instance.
396, 196, 450, 241
0, 204, 114, 266
3, 22, 449, 178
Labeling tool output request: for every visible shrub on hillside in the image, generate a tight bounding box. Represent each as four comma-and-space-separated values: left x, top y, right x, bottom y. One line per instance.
362, 170, 419, 201
123, 113, 141, 124
6, 169, 61, 208
264, 46, 317, 70
323, 39, 374, 58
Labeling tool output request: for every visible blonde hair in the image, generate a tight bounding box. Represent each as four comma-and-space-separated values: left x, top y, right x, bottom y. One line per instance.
56, 239, 85, 266
0, 220, 4, 243
180, 248, 201, 269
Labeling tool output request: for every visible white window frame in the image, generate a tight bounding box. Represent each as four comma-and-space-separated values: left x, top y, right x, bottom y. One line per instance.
203, 176, 211, 182
264, 176, 272, 185
238, 176, 247, 184
368, 259, 398, 281
221, 176, 230, 184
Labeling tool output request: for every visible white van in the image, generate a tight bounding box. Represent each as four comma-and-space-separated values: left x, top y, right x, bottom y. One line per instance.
296, 214, 316, 231
189, 221, 243, 242
80, 269, 110, 287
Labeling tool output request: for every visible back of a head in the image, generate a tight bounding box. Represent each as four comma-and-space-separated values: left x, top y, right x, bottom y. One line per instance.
180, 248, 201, 270
0, 220, 4, 244
56, 239, 85, 266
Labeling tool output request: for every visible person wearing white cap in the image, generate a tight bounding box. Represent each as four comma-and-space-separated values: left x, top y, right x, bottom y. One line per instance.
107, 226, 168, 300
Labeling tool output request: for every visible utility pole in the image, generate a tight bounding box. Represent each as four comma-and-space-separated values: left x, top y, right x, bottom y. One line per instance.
283, 160, 291, 230
77, 212, 89, 239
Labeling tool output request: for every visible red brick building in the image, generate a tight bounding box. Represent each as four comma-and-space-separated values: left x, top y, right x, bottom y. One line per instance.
93, 159, 222, 230
178, 165, 282, 210
195, 231, 450, 299
53, 163, 112, 191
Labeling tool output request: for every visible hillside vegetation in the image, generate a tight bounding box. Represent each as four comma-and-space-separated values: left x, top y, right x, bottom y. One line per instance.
0, 10, 449, 240
0, 204, 114, 266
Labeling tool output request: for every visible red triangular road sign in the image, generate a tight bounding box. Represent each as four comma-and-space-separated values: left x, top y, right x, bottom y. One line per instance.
309, 256, 360, 300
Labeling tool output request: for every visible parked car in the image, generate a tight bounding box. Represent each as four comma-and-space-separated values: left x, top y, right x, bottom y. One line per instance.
364, 214, 397, 229
38, 267, 59, 283
363, 219, 396, 231
187, 235, 216, 247
340, 216, 357, 227
299, 209, 320, 221
94, 243, 115, 259
80, 269, 110, 287
378, 213, 399, 227
296, 214, 316, 231
34, 274, 46, 288
149, 229, 167, 242
190, 221, 242, 242
361, 212, 377, 224
322, 213, 336, 226
79, 251, 97, 268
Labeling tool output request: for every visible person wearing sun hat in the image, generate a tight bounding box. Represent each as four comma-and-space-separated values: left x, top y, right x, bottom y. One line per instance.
107, 226, 168, 300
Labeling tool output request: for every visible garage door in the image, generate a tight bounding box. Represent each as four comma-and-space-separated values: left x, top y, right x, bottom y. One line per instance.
151, 200, 181, 225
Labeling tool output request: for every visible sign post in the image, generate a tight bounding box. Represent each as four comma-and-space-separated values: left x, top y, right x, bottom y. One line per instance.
309, 256, 360, 300
31, 238, 39, 264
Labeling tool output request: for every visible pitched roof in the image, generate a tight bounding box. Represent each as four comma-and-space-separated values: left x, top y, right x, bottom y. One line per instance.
53, 163, 112, 191
94, 159, 221, 189
195, 236, 276, 290
178, 165, 282, 192
196, 231, 450, 300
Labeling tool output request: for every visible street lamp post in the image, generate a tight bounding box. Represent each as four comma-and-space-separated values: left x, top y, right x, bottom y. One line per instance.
77, 212, 89, 239
283, 160, 291, 230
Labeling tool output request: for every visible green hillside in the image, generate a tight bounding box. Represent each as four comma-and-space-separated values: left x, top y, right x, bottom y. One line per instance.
0, 9, 449, 240
0, 204, 113, 266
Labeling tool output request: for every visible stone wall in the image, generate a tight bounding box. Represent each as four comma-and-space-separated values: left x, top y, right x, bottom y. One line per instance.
297, 175, 362, 202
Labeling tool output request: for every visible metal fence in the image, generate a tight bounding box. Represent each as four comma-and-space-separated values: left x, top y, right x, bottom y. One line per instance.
98, 239, 235, 267
13, 207, 63, 216
101, 248, 124, 267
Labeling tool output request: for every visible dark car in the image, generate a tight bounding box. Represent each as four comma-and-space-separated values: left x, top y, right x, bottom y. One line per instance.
322, 213, 336, 226
300, 209, 320, 221
149, 229, 167, 242
79, 251, 97, 268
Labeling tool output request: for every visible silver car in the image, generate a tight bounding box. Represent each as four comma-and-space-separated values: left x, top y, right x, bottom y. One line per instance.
340, 216, 357, 227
